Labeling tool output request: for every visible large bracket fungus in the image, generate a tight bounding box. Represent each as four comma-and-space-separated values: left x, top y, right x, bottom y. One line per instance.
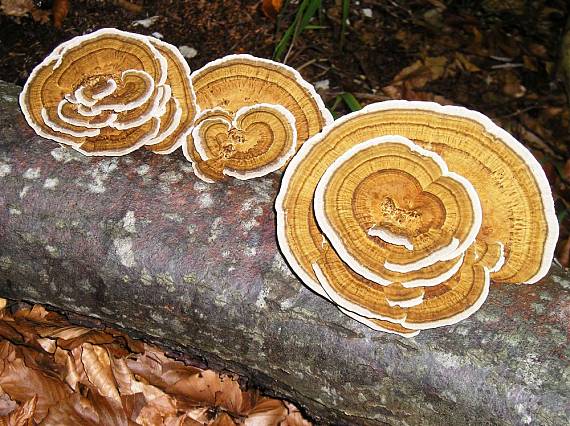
183, 54, 333, 182
19, 28, 197, 156
276, 100, 558, 337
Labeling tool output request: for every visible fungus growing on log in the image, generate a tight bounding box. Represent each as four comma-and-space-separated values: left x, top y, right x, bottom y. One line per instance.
20, 28, 196, 155
276, 100, 558, 336
183, 54, 333, 182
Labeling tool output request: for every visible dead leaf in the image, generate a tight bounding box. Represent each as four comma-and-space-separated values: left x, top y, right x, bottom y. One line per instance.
0, 394, 36, 426
0, 0, 34, 17
81, 343, 120, 401
0, 348, 69, 422
52, 0, 68, 29
281, 401, 311, 426
262, 0, 283, 19
455, 53, 480, 73
211, 412, 237, 426
244, 397, 287, 425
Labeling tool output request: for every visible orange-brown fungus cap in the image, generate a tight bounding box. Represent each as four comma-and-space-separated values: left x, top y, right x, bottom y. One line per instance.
276, 100, 558, 336
20, 28, 196, 156
184, 54, 333, 182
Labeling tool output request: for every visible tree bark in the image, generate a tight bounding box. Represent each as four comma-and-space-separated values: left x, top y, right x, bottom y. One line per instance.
0, 80, 568, 425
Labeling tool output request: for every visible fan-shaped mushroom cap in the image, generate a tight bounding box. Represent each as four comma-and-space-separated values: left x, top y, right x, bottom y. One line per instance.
184, 54, 333, 182
187, 103, 297, 182
314, 135, 482, 284
277, 101, 557, 292
20, 28, 196, 155
315, 245, 490, 330
145, 38, 197, 154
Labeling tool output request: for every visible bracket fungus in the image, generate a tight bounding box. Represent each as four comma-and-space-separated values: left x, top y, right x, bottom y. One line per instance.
20, 28, 196, 156
182, 54, 333, 182
276, 100, 558, 337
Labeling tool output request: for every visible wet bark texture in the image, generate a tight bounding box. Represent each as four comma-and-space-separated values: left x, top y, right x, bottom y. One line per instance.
0, 81, 569, 425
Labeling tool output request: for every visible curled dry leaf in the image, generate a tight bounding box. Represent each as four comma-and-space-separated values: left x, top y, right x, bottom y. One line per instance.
52, 0, 69, 29
0, 343, 69, 422
0, 0, 34, 17
0, 394, 36, 426
81, 343, 120, 401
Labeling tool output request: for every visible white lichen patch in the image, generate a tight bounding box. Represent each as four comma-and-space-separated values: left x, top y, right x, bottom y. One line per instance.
136, 164, 150, 176
114, 237, 136, 268
51, 146, 85, 163
0, 256, 12, 271
156, 272, 176, 293
240, 198, 255, 212
551, 274, 570, 290
244, 247, 257, 257
23, 167, 41, 180
19, 185, 30, 199
198, 193, 214, 208
187, 224, 196, 235
208, 217, 223, 242
0, 162, 11, 177
1, 95, 16, 103
121, 211, 136, 233
255, 286, 270, 309
159, 171, 182, 184
180, 163, 195, 175
163, 212, 184, 223
43, 177, 59, 189
221, 250, 230, 258
272, 254, 295, 279
140, 268, 153, 286
45, 245, 60, 258
9, 207, 21, 215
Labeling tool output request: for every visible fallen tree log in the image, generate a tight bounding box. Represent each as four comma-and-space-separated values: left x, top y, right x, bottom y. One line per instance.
0, 80, 568, 425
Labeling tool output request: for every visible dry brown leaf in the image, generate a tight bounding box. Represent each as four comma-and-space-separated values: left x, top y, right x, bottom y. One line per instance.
0, 300, 6, 311
211, 412, 237, 426
502, 71, 526, 98
244, 398, 287, 425
0, 349, 69, 422
81, 343, 120, 401
0, 395, 36, 426
455, 53, 480, 73
262, 0, 283, 19
0, 0, 34, 17
280, 401, 311, 426
0, 391, 17, 417
52, 0, 68, 29
0, 304, 311, 425
41, 388, 128, 426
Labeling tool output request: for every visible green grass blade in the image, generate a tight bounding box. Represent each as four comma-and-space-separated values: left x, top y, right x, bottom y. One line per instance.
341, 92, 362, 111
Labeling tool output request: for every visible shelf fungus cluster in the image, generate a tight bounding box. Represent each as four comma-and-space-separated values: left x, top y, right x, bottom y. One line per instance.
276, 101, 558, 337
19, 28, 197, 156
20, 31, 332, 182
182, 54, 333, 182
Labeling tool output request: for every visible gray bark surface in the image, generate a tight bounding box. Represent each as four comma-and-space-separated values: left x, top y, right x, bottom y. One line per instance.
0, 81, 568, 425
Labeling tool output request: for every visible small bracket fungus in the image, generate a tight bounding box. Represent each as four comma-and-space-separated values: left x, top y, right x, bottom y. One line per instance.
183, 54, 333, 182
20, 28, 197, 156
276, 100, 558, 337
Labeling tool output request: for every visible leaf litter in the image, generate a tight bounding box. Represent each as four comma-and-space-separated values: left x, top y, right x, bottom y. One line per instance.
0, 302, 311, 425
